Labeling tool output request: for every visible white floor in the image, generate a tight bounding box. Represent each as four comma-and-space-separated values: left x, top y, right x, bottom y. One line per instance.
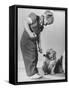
18, 66, 65, 82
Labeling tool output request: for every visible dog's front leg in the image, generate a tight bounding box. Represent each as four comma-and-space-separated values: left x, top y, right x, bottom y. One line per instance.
51, 67, 55, 75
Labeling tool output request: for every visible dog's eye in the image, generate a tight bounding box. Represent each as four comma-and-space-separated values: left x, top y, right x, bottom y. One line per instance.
43, 54, 46, 57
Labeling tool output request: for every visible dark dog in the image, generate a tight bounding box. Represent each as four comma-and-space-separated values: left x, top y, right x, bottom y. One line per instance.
54, 56, 64, 73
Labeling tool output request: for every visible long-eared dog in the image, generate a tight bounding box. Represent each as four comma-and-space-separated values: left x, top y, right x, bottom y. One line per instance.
38, 49, 64, 75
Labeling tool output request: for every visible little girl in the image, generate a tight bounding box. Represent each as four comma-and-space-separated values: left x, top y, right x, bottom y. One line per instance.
20, 11, 54, 79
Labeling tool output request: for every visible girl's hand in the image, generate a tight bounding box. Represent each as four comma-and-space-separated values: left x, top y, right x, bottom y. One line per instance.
38, 47, 42, 53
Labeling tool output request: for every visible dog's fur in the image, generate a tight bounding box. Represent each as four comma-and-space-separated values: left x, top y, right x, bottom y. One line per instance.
54, 56, 64, 73
42, 49, 56, 75
38, 49, 64, 75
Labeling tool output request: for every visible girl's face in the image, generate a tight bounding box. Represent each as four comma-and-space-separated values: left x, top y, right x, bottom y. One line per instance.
44, 12, 54, 26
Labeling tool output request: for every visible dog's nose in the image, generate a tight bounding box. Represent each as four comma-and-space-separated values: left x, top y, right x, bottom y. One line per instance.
43, 54, 46, 57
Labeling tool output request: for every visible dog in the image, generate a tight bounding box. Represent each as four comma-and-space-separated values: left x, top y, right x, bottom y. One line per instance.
37, 49, 64, 75
42, 49, 56, 75
54, 55, 64, 73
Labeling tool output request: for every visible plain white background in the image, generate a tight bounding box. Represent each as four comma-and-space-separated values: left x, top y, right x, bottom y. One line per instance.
0, 0, 68, 89
18, 8, 65, 82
